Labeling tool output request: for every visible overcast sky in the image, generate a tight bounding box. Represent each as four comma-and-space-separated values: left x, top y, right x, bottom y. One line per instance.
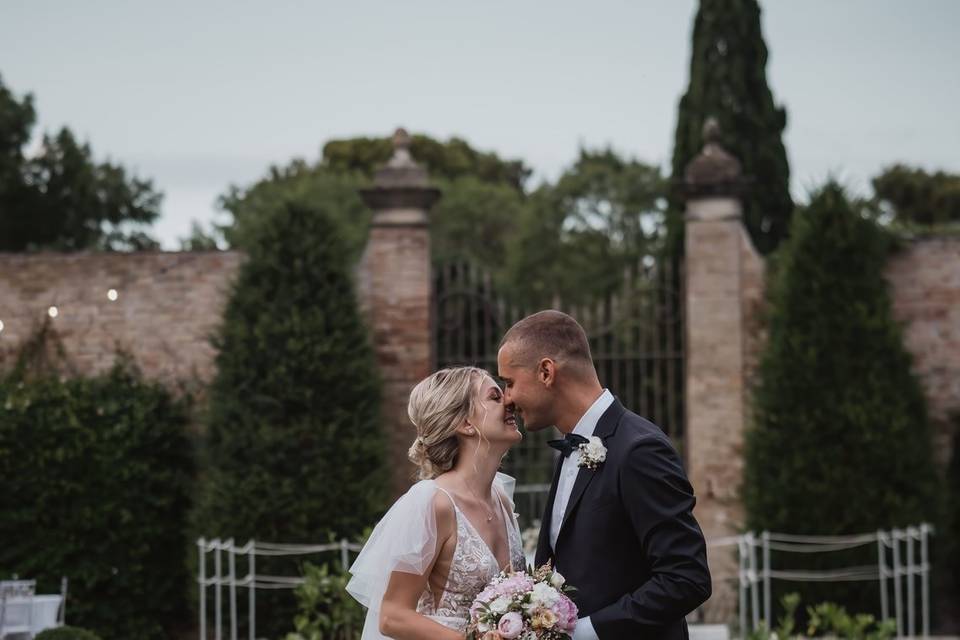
2, 1, 958, 248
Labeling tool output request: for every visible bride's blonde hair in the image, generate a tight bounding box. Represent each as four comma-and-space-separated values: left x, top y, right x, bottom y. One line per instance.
407, 366, 488, 480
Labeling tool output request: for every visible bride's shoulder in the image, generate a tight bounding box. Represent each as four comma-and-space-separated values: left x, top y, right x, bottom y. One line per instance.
426, 479, 457, 532
395, 479, 456, 529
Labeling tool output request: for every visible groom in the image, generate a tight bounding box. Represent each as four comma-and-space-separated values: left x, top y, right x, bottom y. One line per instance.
498, 310, 711, 640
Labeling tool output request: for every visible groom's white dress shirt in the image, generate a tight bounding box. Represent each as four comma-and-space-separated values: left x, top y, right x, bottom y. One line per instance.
550, 388, 613, 640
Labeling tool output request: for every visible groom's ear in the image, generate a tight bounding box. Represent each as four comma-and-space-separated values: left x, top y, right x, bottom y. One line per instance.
537, 358, 556, 388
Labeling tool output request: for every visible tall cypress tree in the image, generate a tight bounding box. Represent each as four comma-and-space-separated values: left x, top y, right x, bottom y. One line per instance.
669, 0, 793, 256
197, 201, 386, 636
744, 182, 938, 615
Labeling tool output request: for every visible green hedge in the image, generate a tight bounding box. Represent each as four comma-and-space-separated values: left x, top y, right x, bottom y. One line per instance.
947, 421, 960, 596
744, 182, 939, 615
196, 201, 386, 637
0, 358, 194, 639
35, 627, 104, 640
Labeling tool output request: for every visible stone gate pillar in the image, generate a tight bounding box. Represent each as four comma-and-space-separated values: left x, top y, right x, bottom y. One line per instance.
683, 119, 763, 621
358, 129, 441, 497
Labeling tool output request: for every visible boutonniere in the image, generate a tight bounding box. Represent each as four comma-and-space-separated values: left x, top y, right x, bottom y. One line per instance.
577, 436, 607, 470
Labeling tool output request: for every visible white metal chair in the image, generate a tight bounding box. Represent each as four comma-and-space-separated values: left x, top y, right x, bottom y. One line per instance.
0, 579, 36, 639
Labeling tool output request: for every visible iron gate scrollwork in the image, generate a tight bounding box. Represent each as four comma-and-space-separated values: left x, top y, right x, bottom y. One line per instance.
432, 260, 685, 528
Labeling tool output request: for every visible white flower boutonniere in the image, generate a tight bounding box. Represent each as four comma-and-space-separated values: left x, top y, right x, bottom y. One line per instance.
577, 436, 607, 470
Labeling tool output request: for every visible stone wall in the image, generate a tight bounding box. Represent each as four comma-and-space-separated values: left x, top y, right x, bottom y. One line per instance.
886, 236, 960, 466
0, 251, 243, 389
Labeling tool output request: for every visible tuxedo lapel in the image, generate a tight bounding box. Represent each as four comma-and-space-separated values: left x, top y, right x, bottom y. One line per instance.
556, 399, 626, 545
535, 451, 564, 566
559, 463, 596, 533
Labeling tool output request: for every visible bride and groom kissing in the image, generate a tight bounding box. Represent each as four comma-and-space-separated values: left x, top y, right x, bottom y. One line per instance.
347, 310, 712, 640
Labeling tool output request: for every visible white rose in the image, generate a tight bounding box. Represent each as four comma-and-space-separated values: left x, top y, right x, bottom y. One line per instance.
530, 582, 560, 607
490, 595, 511, 614
549, 571, 566, 588
585, 437, 606, 461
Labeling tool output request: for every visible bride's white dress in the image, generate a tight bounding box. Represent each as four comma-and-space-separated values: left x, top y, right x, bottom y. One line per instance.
347, 473, 525, 638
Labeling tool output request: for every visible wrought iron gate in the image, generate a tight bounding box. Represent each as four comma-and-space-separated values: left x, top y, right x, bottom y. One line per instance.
432, 261, 685, 527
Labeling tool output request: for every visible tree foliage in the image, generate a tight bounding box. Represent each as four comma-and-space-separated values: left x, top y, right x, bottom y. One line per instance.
504, 148, 666, 306
218, 159, 371, 260
744, 182, 938, 613
872, 164, 960, 227
196, 201, 385, 637
669, 0, 793, 256
0, 74, 162, 251
322, 134, 531, 191
219, 134, 667, 308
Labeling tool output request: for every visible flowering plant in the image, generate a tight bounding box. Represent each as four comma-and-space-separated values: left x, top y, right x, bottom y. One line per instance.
577, 436, 607, 470
466, 562, 578, 640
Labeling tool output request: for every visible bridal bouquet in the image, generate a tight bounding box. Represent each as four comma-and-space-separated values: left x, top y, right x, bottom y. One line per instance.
466, 562, 578, 640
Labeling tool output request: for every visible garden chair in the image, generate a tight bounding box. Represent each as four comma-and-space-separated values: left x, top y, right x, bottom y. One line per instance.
0, 579, 36, 639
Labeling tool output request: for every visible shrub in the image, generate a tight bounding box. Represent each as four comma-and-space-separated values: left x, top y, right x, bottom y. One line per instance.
0, 354, 193, 640
196, 201, 385, 637
34, 626, 104, 640
748, 593, 895, 640
744, 182, 939, 614
945, 420, 960, 596
284, 562, 365, 640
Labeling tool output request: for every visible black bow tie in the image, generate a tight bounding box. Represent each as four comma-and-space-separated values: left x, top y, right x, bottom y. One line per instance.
547, 433, 590, 458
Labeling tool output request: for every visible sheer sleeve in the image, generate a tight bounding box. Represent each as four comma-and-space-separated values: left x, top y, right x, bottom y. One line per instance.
346, 480, 441, 634
494, 472, 517, 511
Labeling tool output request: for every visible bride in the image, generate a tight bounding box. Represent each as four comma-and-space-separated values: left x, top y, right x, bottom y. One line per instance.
347, 366, 525, 639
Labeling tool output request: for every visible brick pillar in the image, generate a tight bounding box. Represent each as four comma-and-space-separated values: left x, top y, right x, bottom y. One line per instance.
683, 119, 757, 622
358, 129, 440, 497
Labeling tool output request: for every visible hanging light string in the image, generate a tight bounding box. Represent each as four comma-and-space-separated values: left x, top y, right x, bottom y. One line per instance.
0, 252, 217, 333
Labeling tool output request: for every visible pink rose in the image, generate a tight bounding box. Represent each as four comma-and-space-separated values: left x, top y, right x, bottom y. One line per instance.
497, 611, 524, 639
494, 574, 535, 598
552, 595, 579, 633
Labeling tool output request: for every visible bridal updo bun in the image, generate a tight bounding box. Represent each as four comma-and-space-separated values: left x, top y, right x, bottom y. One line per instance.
407, 366, 488, 480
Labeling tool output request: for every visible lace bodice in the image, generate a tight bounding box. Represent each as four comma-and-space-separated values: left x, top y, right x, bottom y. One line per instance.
415, 487, 525, 632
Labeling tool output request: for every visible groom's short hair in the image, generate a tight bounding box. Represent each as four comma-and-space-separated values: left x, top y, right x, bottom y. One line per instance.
500, 310, 594, 372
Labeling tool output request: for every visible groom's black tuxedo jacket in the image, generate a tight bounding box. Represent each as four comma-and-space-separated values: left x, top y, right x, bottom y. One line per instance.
535, 398, 711, 640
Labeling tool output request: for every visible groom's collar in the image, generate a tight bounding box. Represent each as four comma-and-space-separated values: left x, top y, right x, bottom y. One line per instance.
593, 396, 626, 440
570, 389, 614, 439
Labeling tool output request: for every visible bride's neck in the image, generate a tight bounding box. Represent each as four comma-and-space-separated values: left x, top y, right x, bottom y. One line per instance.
449, 441, 505, 498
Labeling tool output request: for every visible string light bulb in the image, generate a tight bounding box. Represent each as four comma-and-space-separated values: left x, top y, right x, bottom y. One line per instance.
48, 306, 59, 318
0, 320, 4, 333
107, 289, 118, 301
